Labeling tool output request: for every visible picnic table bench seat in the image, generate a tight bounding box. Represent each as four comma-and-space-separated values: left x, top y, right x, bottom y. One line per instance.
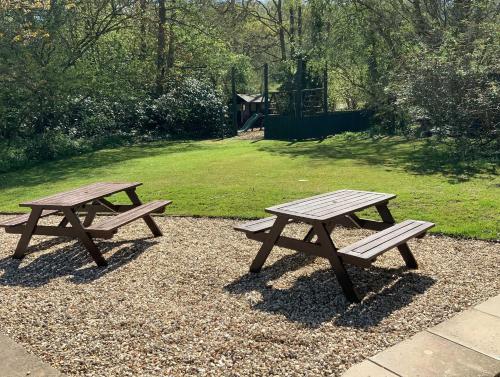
337, 220, 434, 267
236, 217, 434, 268
86, 200, 171, 237
0, 210, 60, 228
234, 216, 295, 234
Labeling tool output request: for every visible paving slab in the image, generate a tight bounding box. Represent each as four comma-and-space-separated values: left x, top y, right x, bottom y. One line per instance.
475, 295, 500, 318
428, 309, 500, 360
342, 360, 398, 377
0, 333, 62, 377
369, 331, 500, 377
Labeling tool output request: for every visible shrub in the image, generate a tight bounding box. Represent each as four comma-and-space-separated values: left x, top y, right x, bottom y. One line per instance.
144, 78, 229, 139
389, 25, 499, 157
0, 79, 230, 172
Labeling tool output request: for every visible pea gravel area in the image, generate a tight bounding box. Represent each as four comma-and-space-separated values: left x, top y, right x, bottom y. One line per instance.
235, 130, 264, 140
0, 215, 498, 377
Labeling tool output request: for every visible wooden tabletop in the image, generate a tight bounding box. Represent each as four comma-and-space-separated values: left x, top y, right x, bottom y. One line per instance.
20, 182, 142, 209
266, 189, 396, 221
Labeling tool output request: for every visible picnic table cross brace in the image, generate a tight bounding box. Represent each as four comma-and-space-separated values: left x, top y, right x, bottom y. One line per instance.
238, 190, 431, 302
3, 182, 170, 267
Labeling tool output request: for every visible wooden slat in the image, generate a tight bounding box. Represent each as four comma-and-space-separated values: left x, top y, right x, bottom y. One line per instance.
304, 193, 385, 216
312, 195, 395, 219
86, 200, 171, 233
20, 182, 142, 209
234, 217, 277, 233
346, 221, 424, 254
356, 222, 434, 260
79, 204, 166, 214
338, 220, 434, 261
21, 182, 112, 207
308, 193, 390, 216
277, 190, 360, 212
272, 190, 394, 213
234, 217, 295, 234
279, 191, 371, 215
0, 210, 59, 228
267, 191, 342, 212
266, 190, 396, 221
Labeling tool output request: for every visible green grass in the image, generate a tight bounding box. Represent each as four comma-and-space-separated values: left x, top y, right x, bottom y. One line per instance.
0, 134, 498, 239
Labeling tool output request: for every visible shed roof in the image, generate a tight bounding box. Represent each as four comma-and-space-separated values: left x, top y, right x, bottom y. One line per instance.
237, 93, 264, 103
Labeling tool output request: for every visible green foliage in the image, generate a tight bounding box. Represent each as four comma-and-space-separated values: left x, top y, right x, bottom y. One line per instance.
390, 24, 499, 156
143, 78, 229, 139
0, 0, 235, 171
1, 0, 498, 172
0, 79, 229, 172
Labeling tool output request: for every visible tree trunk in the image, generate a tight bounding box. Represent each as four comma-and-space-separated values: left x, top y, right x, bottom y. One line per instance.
139, 0, 147, 60
166, 0, 176, 72
156, 0, 166, 95
289, 6, 295, 58
166, 23, 175, 71
297, 3, 302, 48
277, 0, 287, 61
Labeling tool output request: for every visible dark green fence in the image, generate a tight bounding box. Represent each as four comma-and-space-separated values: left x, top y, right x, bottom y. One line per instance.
264, 110, 373, 140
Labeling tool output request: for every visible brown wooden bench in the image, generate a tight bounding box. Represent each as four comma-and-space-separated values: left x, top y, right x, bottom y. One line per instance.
337, 220, 434, 267
234, 216, 295, 234
86, 200, 171, 238
0, 210, 60, 228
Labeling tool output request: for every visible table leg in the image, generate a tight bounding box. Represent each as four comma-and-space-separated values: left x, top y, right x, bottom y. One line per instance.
376, 203, 418, 268
63, 208, 107, 267
303, 227, 315, 242
83, 201, 98, 227
397, 243, 418, 269
58, 217, 69, 227
375, 203, 396, 224
13, 207, 43, 259
60, 205, 86, 227
303, 222, 335, 242
125, 189, 162, 237
314, 222, 361, 303
250, 216, 289, 273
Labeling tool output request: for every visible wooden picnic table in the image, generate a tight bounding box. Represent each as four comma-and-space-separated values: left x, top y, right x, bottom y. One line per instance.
0, 182, 172, 267
235, 189, 434, 302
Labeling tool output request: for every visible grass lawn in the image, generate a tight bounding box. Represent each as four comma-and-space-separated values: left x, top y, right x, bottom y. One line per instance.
0, 134, 498, 239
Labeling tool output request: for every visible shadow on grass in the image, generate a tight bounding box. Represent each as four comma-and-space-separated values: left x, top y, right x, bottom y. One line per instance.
0, 237, 157, 287
225, 252, 435, 328
0, 140, 205, 191
258, 135, 497, 183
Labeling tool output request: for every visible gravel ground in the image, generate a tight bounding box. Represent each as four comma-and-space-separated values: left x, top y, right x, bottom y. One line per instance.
235, 130, 264, 140
0, 215, 498, 377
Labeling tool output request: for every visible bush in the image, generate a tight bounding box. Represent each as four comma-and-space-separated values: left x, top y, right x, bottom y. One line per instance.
389, 25, 499, 157
143, 78, 229, 139
0, 78, 230, 172
66, 97, 117, 138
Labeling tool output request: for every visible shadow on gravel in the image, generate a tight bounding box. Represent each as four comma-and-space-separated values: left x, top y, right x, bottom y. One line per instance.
0, 238, 157, 287
225, 252, 435, 328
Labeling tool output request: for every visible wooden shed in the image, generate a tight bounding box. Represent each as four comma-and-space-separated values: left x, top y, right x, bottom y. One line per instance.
236, 93, 264, 126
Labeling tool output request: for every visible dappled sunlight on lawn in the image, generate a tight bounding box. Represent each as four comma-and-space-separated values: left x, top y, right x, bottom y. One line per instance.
257, 134, 498, 183
0, 136, 498, 239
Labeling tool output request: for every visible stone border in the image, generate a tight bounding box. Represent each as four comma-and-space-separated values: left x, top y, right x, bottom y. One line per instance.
343, 294, 500, 376
0, 333, 63, 376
